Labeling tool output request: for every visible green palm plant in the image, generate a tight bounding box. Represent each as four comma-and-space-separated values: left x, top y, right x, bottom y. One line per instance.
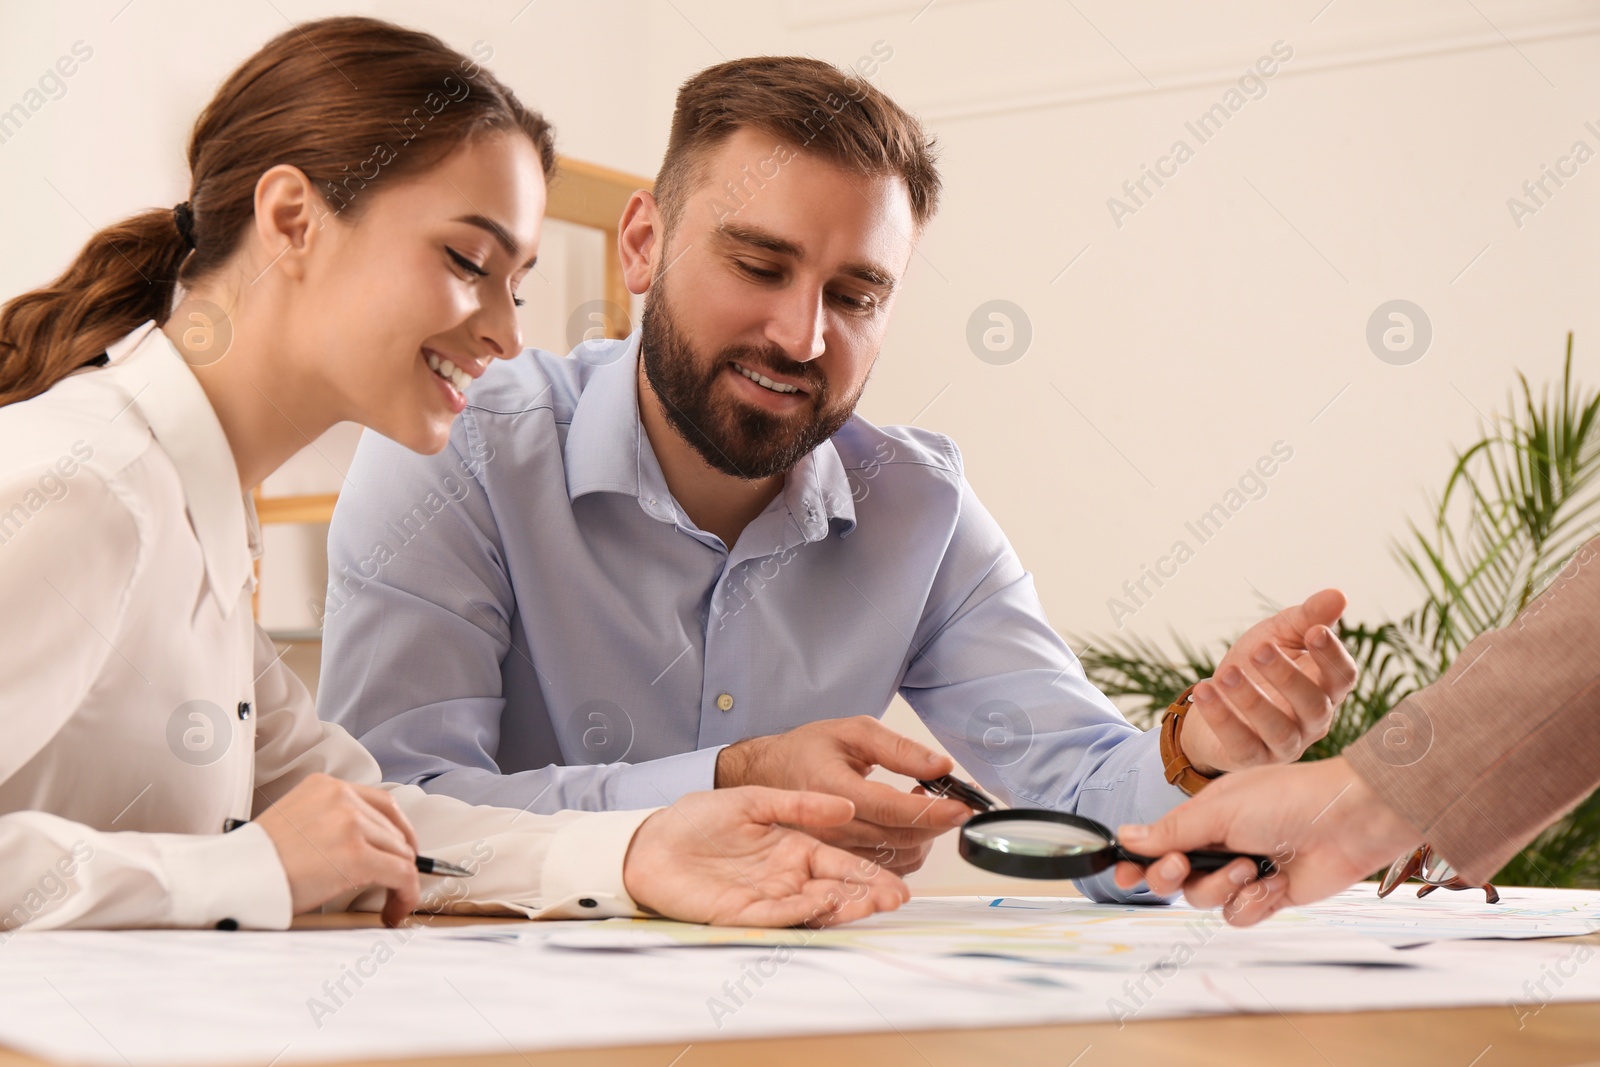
1401, 335, 1600, 660
1078, 333, 1600, 887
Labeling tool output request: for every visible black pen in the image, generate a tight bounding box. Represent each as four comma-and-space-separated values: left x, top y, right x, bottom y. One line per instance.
222, 818, 474, 877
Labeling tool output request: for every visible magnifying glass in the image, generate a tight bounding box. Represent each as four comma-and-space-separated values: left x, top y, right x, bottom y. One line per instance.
918, 775, 1276, 882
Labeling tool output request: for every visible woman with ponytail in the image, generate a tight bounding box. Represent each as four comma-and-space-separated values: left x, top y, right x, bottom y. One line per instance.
0, 16, 906, 932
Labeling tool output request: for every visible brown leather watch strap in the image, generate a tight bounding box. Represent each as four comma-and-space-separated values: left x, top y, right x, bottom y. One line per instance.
1160, 683, 1221, 796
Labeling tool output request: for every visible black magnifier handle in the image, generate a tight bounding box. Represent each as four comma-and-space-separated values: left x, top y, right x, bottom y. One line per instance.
1117, 847, 1277, 881
916, 775, 997, 813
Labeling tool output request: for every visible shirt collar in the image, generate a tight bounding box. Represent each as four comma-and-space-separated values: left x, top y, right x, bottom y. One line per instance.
563, 332, 675, 519
779, 435, 857, 543
563, 332, 857, 541
113, 321, 254, 615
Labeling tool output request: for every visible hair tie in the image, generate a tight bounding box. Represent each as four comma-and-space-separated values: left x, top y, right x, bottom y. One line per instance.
172, 201, 197, 249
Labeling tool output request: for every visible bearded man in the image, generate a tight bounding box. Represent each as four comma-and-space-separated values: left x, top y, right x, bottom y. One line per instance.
319, 56, 1355, 902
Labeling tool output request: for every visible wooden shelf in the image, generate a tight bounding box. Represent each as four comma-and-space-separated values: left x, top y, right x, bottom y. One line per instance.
254, 492, 338, 526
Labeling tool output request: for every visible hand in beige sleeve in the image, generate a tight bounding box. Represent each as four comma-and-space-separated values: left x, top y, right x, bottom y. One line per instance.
1108, 757, 1422, 926
1111, 538, 1600, 923
1342, 541, 1600, 884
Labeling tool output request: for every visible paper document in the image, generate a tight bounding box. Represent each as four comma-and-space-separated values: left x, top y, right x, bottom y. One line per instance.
1299, 884, 1600, 944
0, 887, 1593, 1066
542, 893, 1409, 968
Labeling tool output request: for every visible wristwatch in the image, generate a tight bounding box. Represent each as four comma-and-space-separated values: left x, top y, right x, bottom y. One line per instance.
1160, 683, 1222, 796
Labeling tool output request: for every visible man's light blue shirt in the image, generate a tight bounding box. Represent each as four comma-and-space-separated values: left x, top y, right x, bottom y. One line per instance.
318, 334, 1188, 901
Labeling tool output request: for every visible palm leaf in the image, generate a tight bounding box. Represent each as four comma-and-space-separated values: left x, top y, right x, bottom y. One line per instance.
1080, 333, 1599, 887
1074, 632, 1217, 730
1405, 335, 1600, 665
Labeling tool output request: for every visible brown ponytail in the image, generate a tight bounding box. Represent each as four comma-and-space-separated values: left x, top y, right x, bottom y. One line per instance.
0, 16, 555, 407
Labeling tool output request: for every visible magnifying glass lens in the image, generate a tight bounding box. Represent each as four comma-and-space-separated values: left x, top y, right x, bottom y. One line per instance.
962, 817, 1111, 858
959, 808, 1275, 880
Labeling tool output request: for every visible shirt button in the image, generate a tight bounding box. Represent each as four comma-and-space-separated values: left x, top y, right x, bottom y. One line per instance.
237, 701, 252, 720
578, 898, 597, 909
716, 693, 734, 712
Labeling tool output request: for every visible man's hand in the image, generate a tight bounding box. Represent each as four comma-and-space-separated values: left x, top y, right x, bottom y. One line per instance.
714, 717, 972, 875
1110, 757, 1422, 925
622, 787, 912, 927
1179, 589, 1359, 775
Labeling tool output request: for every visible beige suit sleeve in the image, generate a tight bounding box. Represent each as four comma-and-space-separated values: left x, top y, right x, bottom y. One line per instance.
1345, 538, 1600, 884
249, 625, 657, 919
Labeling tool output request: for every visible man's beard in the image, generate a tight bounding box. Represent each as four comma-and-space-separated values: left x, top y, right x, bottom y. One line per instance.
639, 283, 861, 481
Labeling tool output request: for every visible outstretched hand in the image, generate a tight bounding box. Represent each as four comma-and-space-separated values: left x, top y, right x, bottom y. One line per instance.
623, 786, 912, 927
1180, 589, 1359, 775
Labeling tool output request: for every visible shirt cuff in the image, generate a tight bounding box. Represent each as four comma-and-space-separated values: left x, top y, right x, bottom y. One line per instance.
1069, 729, 1185, 905
608, 746, 725, 810
1128, 724, 1191, 823
534, 807, 660, 919
155, 822, 293, 930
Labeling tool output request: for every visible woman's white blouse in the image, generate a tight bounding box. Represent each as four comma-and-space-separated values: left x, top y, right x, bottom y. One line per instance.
0, 322, 653, 931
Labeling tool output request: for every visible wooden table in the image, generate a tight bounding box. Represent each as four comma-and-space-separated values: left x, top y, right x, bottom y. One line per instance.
3, 881, 1597, 1067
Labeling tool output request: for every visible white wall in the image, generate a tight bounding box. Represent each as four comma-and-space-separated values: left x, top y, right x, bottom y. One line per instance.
5, 0, 1597, 890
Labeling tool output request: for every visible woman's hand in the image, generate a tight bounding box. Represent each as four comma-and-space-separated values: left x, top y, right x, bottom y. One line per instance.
256, 772, 422, 927
1111, 757, 1422, 925
623, 787, 912, 927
